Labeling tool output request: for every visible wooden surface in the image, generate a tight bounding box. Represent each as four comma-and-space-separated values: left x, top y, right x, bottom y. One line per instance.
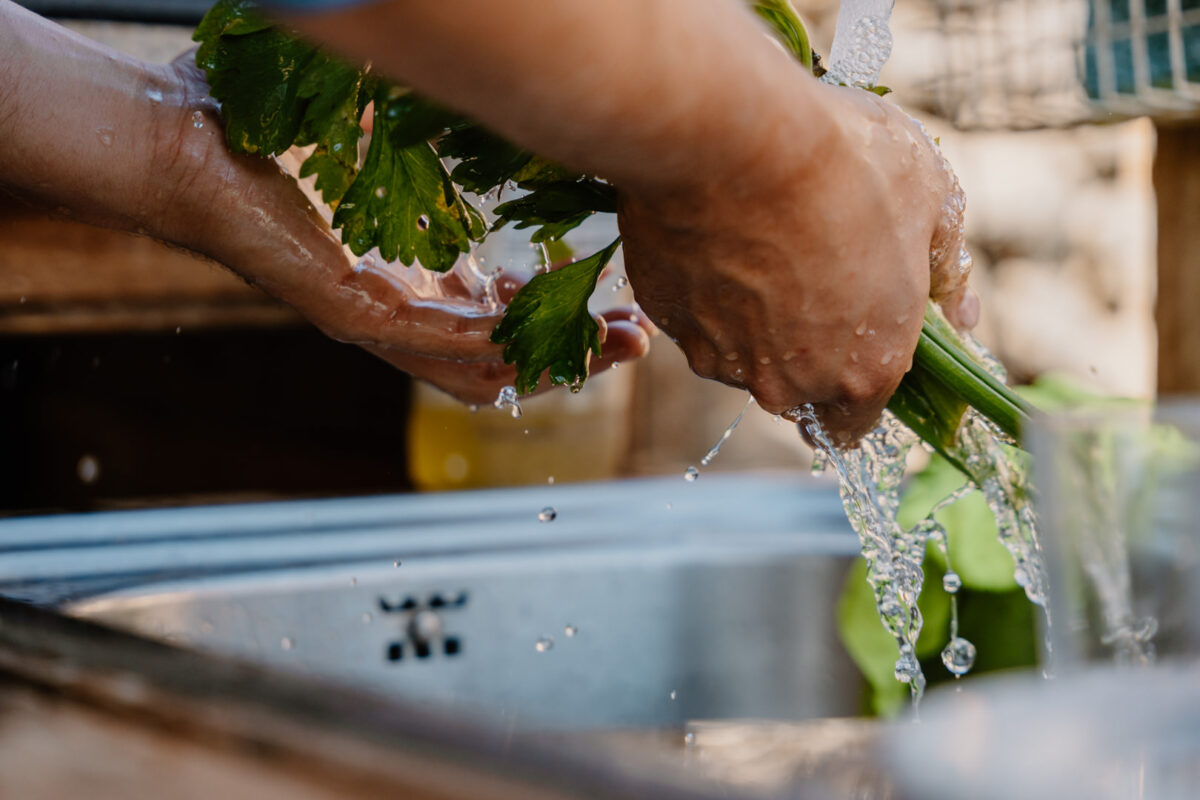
0, 200, 301, 335
1154, 121, 1200, 395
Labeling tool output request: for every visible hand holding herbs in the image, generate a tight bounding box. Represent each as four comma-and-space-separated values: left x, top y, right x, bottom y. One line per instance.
195, 0, 1022, 450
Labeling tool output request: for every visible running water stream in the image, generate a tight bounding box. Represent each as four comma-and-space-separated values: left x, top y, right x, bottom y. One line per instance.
792, 338, 1049, 704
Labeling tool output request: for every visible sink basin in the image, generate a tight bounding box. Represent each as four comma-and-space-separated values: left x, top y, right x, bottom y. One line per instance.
0, 474, 863, 731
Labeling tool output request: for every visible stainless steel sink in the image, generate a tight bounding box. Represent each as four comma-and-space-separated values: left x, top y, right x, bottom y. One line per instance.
0, 473, 863, 731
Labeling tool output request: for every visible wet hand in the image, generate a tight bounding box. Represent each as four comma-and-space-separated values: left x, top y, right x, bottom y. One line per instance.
618, 83, 974, 443
146, 54, 651, 404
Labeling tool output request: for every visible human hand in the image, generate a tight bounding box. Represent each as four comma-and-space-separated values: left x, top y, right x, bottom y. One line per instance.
144, 54, 652, 404
618, 83, 975, 443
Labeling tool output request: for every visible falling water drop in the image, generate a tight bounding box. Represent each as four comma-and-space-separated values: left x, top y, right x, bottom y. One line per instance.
683, 466, 699, 482
941, 637, 977, 677
538, 507, 557, 523
535, 635, 554, 653
77, 455, 101, 485
942, 571, 963, 594
494, 385, 522, 419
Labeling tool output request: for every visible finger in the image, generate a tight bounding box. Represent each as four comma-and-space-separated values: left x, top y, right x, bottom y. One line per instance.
596, 319, 651, 363
600, 306, 658, 339
928, 178, 971, 305
940, 285, 980, 332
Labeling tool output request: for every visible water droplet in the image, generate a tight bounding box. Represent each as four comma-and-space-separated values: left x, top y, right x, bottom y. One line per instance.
493, 385, 522, 419
18, 296, 26, 304
610, 361, 620, 369
669, 689, 677, 701
416, 215, 430, 231
724, 352, 739, 361
547, 476, 555, 485
759, 356, 772, 365
175, 326, 181, 335
880, 352, 894, 365
611, 276, 628, 292
362, 612, 372, 624
895, 313, 910, 325
145, 87, 163, 104
77, 454, 100, 485
191, 110, 205, 129
893, 655, 919, 683
941, 637, 977, 676
850, 351, 859, 363
683, 466, 699, 482
683, 732, 696, 747
393, 560, 402, 567
629, 314, 639, 323
349, 577, 357, 586
564, 624, 578, 637
280, 636, 295, 651
855, 321, 868, 336
535, 635, 554, 653
96, 127, 114, 146
538, 507, 557, 523
942, 571, 962, 593
374, 186, 388, 199
665, 502, 672, 510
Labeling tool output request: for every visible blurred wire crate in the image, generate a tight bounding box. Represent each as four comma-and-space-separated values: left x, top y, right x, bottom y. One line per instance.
915, 0, 1200, 129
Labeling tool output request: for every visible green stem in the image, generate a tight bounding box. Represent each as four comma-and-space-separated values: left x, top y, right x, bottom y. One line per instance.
751, 0, 813, 71
887, 303, 1032, 476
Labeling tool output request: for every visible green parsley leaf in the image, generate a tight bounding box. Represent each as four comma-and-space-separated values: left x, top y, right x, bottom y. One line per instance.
490, 238, 620, 394
295, 59, 364, 204
438, 126, 533, 195
493, 179, 617, 243
196, 0, 326, 155
383, 94, 465, 149
332, 88, 482, 270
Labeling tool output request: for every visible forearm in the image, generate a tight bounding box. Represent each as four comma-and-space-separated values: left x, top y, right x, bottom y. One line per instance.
277, 0, 831, 193
0, 1, 183, 228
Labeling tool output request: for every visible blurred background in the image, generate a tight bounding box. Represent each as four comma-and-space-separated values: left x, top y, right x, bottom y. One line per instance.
1, 0, 1195, 512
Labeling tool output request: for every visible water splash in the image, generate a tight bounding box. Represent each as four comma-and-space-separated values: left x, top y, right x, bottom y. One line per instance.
799, 364, 1048, 701
797, 405, 930, 703
822, 0, 895, 87
494, 385, 523, 419
699, 394, 756, 467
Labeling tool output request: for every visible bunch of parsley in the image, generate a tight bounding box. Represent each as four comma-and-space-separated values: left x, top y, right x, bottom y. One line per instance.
193, 0, 1029, 461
